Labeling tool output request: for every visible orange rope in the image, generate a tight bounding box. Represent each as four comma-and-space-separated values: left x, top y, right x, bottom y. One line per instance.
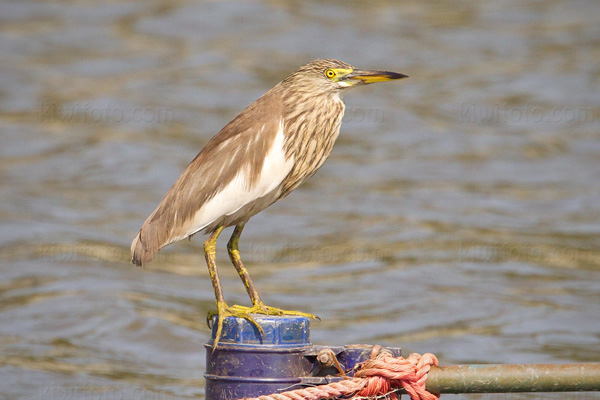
354, 351, 439, 400
243, 347, 439, 400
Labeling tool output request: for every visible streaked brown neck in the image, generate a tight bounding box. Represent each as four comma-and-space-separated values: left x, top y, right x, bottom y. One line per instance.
279, 82, 345, 195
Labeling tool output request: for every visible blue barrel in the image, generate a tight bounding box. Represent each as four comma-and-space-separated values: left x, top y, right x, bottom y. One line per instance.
205, 315, 402, 400
205, 315, 313, 400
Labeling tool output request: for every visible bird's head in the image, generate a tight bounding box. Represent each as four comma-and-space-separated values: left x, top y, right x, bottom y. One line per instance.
283, 59, 408, 95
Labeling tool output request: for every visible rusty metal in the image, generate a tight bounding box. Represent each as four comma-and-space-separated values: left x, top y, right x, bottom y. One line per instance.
426, 363, 600, 394
316, 348, 348, 378
316, 348, 336, 368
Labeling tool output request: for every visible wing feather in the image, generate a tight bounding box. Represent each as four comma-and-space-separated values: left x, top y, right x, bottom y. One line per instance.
131, 88, 288, 265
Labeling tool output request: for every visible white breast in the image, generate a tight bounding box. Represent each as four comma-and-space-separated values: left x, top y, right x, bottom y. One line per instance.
186, 121, 293, 236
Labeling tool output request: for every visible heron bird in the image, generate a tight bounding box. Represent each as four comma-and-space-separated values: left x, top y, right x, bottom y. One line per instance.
131, 59, 407, 346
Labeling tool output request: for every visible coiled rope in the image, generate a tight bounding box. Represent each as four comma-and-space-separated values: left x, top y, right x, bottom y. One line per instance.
242, 346, 439, 400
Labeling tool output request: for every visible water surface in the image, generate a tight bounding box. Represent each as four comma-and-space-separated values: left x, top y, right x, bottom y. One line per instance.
1, 1, 599, 399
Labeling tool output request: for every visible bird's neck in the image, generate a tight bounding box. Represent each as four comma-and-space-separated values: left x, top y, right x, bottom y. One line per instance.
278, 89, 345, 194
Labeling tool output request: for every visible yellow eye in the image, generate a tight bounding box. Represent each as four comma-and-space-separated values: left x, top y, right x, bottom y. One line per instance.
325, 69, 336, 79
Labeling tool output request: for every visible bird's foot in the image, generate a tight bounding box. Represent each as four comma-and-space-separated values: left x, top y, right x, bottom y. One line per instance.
207, 302, 264, 349
207, 302, 320, 349
230, 302, 321, 321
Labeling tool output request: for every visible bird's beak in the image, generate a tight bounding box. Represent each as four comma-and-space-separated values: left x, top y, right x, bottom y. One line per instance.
341, 69, 408, 86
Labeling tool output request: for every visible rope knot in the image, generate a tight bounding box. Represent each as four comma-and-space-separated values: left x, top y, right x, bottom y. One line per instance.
354, 347, 439, 400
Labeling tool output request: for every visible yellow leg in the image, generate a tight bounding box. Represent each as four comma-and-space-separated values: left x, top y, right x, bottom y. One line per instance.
205, 225, 262, 348
204, 226, 227, 348
226, 223, 321, 325
227, 223, 263, 306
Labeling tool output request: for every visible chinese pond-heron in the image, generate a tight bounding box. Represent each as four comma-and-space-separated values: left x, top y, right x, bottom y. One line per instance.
131, 59, 407, 346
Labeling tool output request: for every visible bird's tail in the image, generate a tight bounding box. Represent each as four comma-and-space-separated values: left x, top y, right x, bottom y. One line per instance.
131, 229, 155, 266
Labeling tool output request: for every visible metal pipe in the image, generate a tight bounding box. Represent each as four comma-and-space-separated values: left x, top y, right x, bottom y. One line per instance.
426, 363, 600, 394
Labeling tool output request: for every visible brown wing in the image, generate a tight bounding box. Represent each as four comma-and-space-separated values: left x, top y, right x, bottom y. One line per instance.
131, 87, 284, 266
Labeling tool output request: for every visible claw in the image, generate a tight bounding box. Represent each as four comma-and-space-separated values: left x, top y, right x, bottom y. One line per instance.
208, 302, 320, 349
207, 310, 217, 328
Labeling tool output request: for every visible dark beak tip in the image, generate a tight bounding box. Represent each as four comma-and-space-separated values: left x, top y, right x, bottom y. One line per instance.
344, 70, 409, 84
